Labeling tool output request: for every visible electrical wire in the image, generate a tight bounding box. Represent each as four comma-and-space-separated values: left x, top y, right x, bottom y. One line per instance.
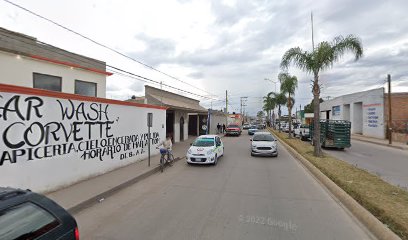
2, 0, 218, 98
0, 30, 216, 100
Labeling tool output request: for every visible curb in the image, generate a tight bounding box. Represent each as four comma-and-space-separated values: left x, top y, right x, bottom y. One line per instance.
271, 131, 401, 240
352, 137, 407, 151
68, 156, 184, 215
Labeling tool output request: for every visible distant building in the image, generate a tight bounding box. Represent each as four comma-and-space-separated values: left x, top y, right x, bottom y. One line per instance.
128, 85, 208, 143
0, 27, 111, 97
208, 110, 227, 134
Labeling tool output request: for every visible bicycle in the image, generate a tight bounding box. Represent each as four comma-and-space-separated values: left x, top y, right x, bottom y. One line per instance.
157, 148, 174, 173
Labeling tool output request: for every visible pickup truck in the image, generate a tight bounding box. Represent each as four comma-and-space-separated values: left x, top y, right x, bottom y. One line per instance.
294, 124, 310, 141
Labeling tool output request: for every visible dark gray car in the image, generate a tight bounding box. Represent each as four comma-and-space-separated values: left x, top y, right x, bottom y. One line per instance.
0, 187, 79, 240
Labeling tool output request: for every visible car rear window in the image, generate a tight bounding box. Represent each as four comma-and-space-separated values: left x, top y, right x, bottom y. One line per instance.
253, 134, 275, 141
227, 125, 239, 128
193, 138, 215, 147
0, 202, 60, 240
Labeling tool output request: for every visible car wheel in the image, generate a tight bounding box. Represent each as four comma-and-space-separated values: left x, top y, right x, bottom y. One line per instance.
213, 155, 218, 165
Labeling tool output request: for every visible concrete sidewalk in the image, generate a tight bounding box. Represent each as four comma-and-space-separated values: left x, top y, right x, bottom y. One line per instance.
352, 134, 408, 150
46, 138, 193, 214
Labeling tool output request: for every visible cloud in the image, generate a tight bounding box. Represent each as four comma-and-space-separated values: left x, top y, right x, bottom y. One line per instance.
2, 0, 408, 115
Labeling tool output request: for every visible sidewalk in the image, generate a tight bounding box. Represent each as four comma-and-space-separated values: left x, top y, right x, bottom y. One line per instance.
352, 134, 408, 150
46, 138, 193, 214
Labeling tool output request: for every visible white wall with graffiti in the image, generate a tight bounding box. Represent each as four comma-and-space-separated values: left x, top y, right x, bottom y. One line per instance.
0, 85, 166, 192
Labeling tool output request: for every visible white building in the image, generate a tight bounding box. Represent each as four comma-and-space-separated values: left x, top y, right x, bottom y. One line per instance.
0, 27, 110, 97
320, 88, 385, 139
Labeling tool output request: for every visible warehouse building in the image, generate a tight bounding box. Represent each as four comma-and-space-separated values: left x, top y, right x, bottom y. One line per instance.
320, 88, 408, 142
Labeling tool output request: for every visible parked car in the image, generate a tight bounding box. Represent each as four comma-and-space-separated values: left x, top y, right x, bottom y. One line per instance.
242, 123, 250, 130
248, 125, 258, 135
294, 124, 310, 140
0, 187, 79, 240
225, 124, 242, 136
250, 132, 278, 157
186, 135, 224, 165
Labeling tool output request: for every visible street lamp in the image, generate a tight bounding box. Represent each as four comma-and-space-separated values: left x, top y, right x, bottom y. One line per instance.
264, 78, 278, 93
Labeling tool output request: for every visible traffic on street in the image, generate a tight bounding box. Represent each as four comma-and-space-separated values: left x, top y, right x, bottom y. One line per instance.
74, 132, 374, 240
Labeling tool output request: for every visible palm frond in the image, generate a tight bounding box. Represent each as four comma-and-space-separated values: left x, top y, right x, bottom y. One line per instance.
280, 47, 314, 73
332, 34, 363, 62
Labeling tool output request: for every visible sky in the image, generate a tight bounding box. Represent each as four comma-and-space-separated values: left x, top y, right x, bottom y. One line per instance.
1, 0, 407, 115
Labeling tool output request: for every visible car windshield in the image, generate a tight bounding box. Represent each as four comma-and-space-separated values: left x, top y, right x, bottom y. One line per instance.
228, 125, 239, 128
192, 138, 215, 147
253, 134, 275, 141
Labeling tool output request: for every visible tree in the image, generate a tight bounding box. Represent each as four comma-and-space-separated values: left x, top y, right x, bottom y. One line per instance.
281, 35, 363, 156
278, 72, 298, 138
263, 92, 276, 127
304, 98, 324, 113
257, 110, 265, 121
273, 92, 287, 132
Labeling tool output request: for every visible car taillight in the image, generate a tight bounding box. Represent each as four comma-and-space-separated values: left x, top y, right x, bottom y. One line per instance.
75, 227, 79, 240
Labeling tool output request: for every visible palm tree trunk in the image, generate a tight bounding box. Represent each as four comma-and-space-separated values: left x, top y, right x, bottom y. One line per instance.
313, 73, 322, 157
288, 93, 292, 138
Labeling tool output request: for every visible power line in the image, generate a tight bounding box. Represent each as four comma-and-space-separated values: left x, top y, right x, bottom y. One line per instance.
2, 0, 218, 98
107, 66, 214, 100
0, 30, 215, 100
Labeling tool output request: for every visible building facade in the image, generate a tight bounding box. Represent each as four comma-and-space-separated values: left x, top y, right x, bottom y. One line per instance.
320, 88, 385, 139
0, 27, 110, 98
128, 86, 208, 143
320, 88, 408, 141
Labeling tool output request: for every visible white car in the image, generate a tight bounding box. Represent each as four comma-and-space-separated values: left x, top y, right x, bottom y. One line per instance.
250, 132, 278, 157
186, 135, 224, 165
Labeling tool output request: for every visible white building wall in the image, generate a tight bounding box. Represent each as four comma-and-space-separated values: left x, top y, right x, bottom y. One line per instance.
173, 111, 189, 143
320, 88, 385, 138
0, 88, 166, 192
0, 51, 106, 97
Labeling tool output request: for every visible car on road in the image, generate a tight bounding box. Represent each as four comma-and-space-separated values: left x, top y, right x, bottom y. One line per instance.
294, 124, 310, 140
186, 135, 224, 165
250, 132, 278, 157
242, 123, 250, 130
225, 124, 242, 136
248, 125, 258, 135
0, 187, 79, 240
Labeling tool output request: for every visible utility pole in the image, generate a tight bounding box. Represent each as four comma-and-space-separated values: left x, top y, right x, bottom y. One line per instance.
311, 12, 315, 51
388, 74, 392, 144
225, 90, 228, 114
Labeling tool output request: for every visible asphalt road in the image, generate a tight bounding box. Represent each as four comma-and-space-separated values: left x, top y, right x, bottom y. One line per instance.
324, 139, 408, 189
75, 132, 375, 240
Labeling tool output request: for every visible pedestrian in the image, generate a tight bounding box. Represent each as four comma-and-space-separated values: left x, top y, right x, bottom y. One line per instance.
216, 123, 221, 134
222, 124, 226, 133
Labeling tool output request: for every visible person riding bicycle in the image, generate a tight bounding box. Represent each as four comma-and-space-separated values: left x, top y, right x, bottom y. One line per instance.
157, 135, 173, 163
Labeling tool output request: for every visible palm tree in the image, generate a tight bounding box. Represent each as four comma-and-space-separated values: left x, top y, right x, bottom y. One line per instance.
274, 92, 287, 132
263, 92, 276, 127
278, 72, 298, 138
280, 35, 363, 156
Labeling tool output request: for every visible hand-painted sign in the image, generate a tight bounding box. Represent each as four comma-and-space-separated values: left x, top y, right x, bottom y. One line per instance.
0, 90, 166, 192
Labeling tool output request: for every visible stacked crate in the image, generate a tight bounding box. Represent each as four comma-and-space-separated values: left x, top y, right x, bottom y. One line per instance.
310, 120, 351, 149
